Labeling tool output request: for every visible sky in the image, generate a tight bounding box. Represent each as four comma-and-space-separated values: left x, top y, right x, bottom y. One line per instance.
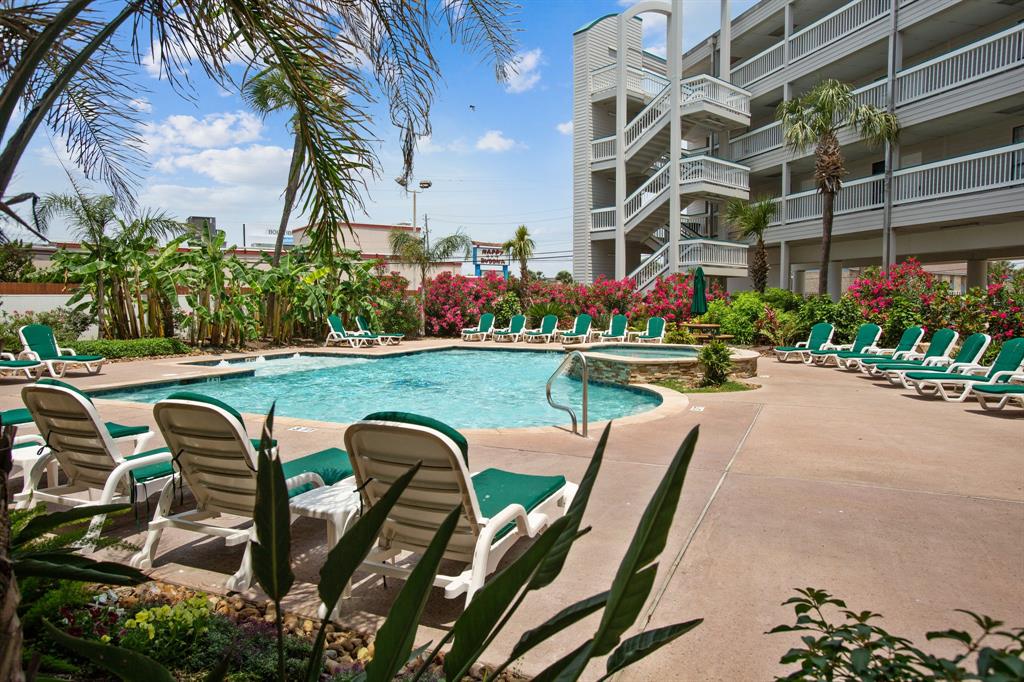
7, 0, 757, 275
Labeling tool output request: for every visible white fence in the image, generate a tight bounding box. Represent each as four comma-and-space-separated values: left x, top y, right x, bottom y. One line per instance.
679, 239, 749, 269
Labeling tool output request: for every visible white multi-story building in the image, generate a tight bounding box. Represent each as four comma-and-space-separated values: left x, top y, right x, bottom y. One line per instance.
573, 0, 1024, 296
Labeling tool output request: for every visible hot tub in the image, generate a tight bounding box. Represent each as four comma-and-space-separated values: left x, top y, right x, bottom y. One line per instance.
571, 342, 759, 386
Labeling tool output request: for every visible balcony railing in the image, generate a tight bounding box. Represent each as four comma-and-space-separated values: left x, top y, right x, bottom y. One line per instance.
629, 243, 669, 291
591, 135, 615, 162
650, 213, 716, 244
730, 23, 1024, 161
590, 64, 669, 98
590, 207, 616, 231
679, 239, 749, 269
622, 156, 749, 225
769, 143, 1024, 225
730, 0, 917, 88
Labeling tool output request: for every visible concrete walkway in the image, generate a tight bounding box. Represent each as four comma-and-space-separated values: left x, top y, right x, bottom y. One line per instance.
4, 341, 1021, 680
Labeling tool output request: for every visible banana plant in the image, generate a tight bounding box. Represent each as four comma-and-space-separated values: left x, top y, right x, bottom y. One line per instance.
43, 419, 705, 681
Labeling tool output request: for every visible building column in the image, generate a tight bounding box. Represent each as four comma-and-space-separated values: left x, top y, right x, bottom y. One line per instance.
668, 1, 682, 275
783, 1, 793, 65
827, 261, 843, 301
614, 16, 628, 279
780, 161, 790, 225
966, 260, 987, 289
793, 268, 806, 295
779, 240, 791, 290
719, 0, 731, 82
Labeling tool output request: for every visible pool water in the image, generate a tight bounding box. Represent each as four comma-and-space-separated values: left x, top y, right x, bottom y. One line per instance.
585, 344, 699, 359
98, 349, 662, 429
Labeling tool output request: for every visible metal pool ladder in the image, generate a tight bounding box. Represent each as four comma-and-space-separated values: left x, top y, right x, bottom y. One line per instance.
546, 350, 589, 437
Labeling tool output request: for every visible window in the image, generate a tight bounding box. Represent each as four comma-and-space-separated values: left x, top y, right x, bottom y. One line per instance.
1013, 125, 1024, 144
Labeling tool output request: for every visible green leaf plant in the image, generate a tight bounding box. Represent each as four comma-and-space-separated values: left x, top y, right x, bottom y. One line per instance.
36, 417, 706, 681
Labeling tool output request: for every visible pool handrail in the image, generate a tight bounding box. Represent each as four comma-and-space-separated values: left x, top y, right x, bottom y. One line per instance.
546, 350, 589, 437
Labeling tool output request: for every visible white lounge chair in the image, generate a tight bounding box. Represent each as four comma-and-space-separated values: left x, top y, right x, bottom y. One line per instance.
0, 352, 44, 380
557, 314, 593, 344
344, 411, 577, 606
594, 314, 629, 342
834, 326, 924, 370
905, 338, 1024, 402
493, 314, 527, 343
325, 314, 370, 348
807, 323, 882, 366
462, 313, 495, 342
524, 314, 559, 343
775, 322, 835, 363
131, 392, 355, 592
14, 380, 173, 544
18, 324, 105, 377
627, 316, 666, 343
860, 328, 959, 377
972, 375, 1024, 411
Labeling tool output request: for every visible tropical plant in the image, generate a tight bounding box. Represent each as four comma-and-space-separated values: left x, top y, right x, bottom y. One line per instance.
756, 306, 803, 347
725, 197, 777, 293
526, 300, 567, 326
503, 224, 535, 283
39, 409, 708, 682
556, 270, 574, 285
389, 229, 472, 335
664, 324, 697, 345
0, 0, 516, 253
777, 79, 900, 296
770, 588, 1023, 681
698, 341, 732, 387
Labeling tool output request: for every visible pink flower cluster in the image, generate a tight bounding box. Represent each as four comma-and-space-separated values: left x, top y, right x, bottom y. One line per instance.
424, 271, 509, 336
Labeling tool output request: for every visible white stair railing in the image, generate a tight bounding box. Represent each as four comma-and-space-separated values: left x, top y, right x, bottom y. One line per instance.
679, 239, 749, 269
778, 143, 1024, 224
624, 86, 671, 148
628, 243, 670, 292
624, 163, 671, 223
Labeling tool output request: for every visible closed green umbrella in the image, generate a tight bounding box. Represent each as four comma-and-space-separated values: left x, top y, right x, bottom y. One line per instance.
691, 267, 708, 317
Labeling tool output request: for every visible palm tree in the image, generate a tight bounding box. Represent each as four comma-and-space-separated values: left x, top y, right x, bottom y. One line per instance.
503, 224, 535, 283
0, 1, 517, 252
725, 197, 777, 294
388, 229, 472, 335
777, 79, 900, 295
37, 187, 117, 338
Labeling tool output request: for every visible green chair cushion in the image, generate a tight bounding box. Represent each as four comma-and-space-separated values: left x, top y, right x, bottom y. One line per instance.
972, 384, 1024, 395
1, 408, 33, 425
871, 360, 934, 371
471, 468, 566, 542
168, 391, 244, 423
21, 325, 61, 360
249, 437, 279, 451
905, 371, 990, 383
106, 422, 150, 440
774, 346, 804, 352
13, 440, 41, 450
860, 355, 905, 365
60, 355, 105, 363
562, 332, 587, 338
364, 411, 469, 466
125, 447, 175, 483
835, 351, 891, 360
37, 377, 93, 402
0, 360, 41, 368
282, 447, 353, 496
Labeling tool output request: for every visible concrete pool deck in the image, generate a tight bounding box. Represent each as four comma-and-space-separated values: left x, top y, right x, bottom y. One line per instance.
3, 339, 1021, 679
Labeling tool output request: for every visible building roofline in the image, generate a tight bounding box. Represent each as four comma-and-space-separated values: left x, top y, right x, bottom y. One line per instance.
291, 222, 420, 234
573, 13, 641, 36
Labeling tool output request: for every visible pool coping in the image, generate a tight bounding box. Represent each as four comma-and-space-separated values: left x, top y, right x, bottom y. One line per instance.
84, 342, 690, 436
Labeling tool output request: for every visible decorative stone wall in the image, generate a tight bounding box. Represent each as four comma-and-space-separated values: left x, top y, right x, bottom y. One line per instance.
568, 351, 757, 387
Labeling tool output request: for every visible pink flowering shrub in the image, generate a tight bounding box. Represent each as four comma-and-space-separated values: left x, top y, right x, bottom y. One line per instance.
632, 273, 729, 325
983, 266, 1024, 344
424, 271, 508, 336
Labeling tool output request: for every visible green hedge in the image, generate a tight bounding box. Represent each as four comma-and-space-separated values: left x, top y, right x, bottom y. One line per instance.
71, 337, 191, 359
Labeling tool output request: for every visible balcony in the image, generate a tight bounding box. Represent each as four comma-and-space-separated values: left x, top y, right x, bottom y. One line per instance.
624, 156, 749, 229
590, 65, 668, 100
730, 0, 918, 89
628, 239, 749, 292
730, 23, 1024, 162
768, 142, 1024, 226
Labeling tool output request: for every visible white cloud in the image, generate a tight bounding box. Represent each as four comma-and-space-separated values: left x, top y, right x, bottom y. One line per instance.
474, 130, 517, 153
155, 145, 291, 186
142, 111, 263, 155
129, 98, 153, 113
556, 121, 573, 136
505, 48, 543, 94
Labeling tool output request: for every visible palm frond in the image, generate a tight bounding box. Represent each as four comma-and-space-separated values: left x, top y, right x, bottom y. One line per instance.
849, 104, 900, 148
430, 231, 472, 262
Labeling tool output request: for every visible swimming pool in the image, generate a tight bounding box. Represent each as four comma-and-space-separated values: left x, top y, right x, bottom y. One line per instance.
584, 344, 699, 360
96, 349, 662, 429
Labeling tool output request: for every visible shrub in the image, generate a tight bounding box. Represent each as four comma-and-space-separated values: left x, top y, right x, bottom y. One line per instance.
762, 287, 803, 312
72, 337, 191, 358
635, 271, 729, 324
0, 307, 93, 351
492, 290, 522, 326
526, 300, 566, 326
0, 240, 35, 282
702, 291, 764, 344
699, 340, 732, 387
121, 596, 217, 662
369, 269, 420, 338
757, 305, 802, 347
424, 271, 508, 336
664, 323, 697, 345
771, 588, 1024, 681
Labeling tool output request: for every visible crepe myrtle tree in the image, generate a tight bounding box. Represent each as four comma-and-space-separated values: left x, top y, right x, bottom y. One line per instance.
0, 0, 518, 252
777, 79, 900, 295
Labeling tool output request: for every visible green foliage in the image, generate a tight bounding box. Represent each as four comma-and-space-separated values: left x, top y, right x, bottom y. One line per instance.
0, 306, 93, 351
702, 292, 765, 345
120, 597, 216, 661
658, 379, 753, 394
0, 240, 35, 281
664, 323, 697, 345
698, 341, 733, 387
770, 588, 1024, 681
556, 270, 574, 285
763, 287, 803, 313
756, 306, 803, 347
526, 300, 567, 326
794, 294, 862, 343
71, 337, 190, 358
492, 290, 522, 326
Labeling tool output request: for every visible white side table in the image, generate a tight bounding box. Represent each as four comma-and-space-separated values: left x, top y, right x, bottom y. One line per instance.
288, 479, 362, 619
